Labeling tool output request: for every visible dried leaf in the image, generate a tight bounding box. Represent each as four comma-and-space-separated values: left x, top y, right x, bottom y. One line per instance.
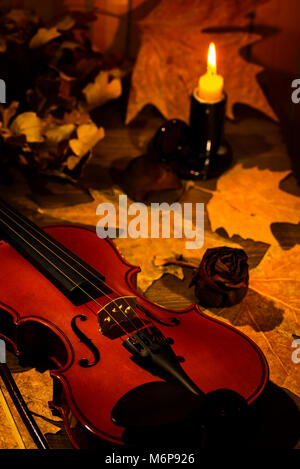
29, 27, 61, 49
207, 165, 300, 245
64, 154, 81, 171
0, 9, 39, 46
0, 101, 19, 129
82, 71, 122, 111
44, 124, 75, 144
62, 110, 91, 126
60, 41, 81, 50
4, 9, 39, 24
204, 245, 300, 397
0, 7, 123, 177
127, 0, 276, 123
10, 112, 44, 143
43, 188, 242, 292
55, 16, 76, 31
69, 123, 104, 157
0, 368, 61, 449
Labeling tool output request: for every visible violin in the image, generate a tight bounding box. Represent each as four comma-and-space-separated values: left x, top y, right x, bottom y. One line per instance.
0, 198, 268, 449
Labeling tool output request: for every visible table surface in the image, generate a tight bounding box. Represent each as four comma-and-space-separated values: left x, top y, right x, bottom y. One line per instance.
0, 99, 299, 449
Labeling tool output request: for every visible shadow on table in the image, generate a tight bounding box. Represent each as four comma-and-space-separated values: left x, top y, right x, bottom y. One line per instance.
247, 381, 300, 449
6, 350, 300, 449
112, 381, 300, 449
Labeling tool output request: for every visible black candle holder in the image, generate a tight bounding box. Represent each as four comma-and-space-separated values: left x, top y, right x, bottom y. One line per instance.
179, 90, 232, 180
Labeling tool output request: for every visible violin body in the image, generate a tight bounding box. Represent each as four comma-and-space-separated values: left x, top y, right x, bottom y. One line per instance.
0, 223, 268, 448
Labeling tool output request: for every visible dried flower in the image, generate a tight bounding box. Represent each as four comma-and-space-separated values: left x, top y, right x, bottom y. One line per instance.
190, 247, 249, 307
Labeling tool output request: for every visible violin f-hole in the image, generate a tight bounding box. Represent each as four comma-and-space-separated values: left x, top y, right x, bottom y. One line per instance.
71, 315, 100, 368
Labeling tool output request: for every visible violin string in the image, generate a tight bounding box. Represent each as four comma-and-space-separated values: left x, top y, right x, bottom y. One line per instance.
0, 208, 135, 336
0, 206, 150, 333
0, 205, 152, 333
0, 214, 132, 339
0, 207, 142, 332
0, 203, 153, 332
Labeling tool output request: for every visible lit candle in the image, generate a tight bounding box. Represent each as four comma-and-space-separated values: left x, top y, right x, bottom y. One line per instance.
197, 43, 224, 102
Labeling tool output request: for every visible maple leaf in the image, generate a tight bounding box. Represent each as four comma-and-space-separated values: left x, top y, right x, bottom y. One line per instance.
42, 188, 241, 292
206, 164, 300, 245
42, 189, 300, 398
126, 0, 277, 123
203, 245, 300, 398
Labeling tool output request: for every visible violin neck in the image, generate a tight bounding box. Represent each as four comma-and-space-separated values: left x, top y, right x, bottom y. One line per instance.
0, 199, 111, 305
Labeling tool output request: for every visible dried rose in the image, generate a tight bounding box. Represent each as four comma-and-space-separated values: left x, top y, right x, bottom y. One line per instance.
190, 247, 249, 307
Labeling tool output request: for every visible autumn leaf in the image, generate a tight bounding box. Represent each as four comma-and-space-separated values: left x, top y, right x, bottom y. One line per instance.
64, 155, 82, 171
250, 246, 300, 319
82, 70, 122, 111
42, 188, 242, 292
62, 110, 91, 126
69, 123, 105, 158
126, 0, 276, 123
0, 8, 125, 177
10, 112, 44, 143
55, 15, 76, 32
4, 8, 38, 25
29, 16, 76, 49
29, 27, 62, 49
0, 9, 39, 47
0, 368, 62, 449
7, 113, 105, 175
0, 101, 19, 130
203, 245, 300, 398
206, 165, 300, 245
44, 123, 75, 144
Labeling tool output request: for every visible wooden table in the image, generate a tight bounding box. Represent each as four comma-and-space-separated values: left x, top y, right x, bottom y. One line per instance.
0, 99, 299, 449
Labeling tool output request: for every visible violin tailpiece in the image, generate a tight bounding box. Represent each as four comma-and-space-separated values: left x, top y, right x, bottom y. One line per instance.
123, 326, 203, 397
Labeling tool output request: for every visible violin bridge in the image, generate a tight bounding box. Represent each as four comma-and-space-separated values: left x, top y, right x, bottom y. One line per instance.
98, 296, 145, 339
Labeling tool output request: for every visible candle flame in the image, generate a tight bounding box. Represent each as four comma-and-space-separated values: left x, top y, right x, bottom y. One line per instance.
207, 43, 216, 75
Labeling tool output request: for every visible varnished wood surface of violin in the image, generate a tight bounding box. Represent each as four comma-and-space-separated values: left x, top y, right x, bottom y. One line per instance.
0, 200, 268, 448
